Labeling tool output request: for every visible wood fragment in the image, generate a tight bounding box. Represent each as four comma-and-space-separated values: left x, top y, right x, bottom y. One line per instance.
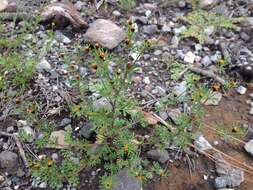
188, 66, 226, 85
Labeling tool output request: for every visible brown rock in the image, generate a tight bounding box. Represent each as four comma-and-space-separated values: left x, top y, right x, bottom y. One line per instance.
41, 1, 87, 29
84, 19, 125, 49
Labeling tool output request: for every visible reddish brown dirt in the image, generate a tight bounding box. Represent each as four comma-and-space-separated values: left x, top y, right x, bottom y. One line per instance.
147, 88, 253, 190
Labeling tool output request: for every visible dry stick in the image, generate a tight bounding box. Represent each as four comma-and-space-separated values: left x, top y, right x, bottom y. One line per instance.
203, 124, 246, 144
188, 66, 226, 85
0, 132, 29, 170
152, 113, 176, 132
189, 143, 253, 175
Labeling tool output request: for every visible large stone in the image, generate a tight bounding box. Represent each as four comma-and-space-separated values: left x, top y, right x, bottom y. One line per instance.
147, 149, 170, 163
112, 169, 142, 190
214, 153, 244, 189
47, 130, 70, 149
0, 151, 19, 174
0, 0, 8, 12
84, 19, 125, 49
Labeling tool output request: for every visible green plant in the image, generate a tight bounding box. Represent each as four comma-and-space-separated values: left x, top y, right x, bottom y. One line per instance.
180, 10, 243, 43
32, 158, 80, 189
118, 0, 136, 10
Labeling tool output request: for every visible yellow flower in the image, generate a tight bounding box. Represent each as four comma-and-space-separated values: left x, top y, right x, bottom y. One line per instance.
123, 144, 129, 152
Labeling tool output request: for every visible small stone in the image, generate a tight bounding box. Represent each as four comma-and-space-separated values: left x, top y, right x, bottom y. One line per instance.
143, 77, 151, 84
162, 24, 171, 33
168, 108, 181, 124
51, 153, 59, 161
59, 118, 71, 127
244, 139, 253, 156
159, 112, 169, 121
147, 149, 170, 163
173, 81, 187, 96
39, 182, 48, 189
16, 168, 25, 177
145, 10, 152, 17
74, 1, 85, 11
204, 26, 215, 36
0, 175, 4, 182
214, 141, 219, 145
37, 58, 52, 71
184, 51, 196, 64
93, 97, 112, 111
112, 10, 121, 17
20, 126, 35, 143
154, 50, 162, 56
194, 133, 212, 152
84, 19, 125, 49
178, 0, 186, 8
195, 44, 202, 51
47, 130, 70, 149
236, 85, 247, 95
6, 126, 14, 133
80, 122, 93, 139
171, 36, 179, 47
249, 108, 253, 115
173, 26, 187, 35
201, 55, 212, 67
204, 92, 222, 106
199, 0, 218, 9
55, 30, 71, 44
0, 151, 19, 174
143, 25, 158, 35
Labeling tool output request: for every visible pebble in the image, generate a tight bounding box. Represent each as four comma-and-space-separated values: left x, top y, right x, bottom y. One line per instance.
51, 153, 59, 161
20, 126, 36, 143
162, 24, 171, 33
184, 51, 196, 64
59, 118, 72, 127
143, 77, 151, 84
249, 108, 253, 115
112, 10, 121, 17
6, 126, 14, 133
195, 44, 202, 51
173, 81, 187, 96
178, 0, 186, 8
236, 85, 247, 95
173, 26, 187, 35
143, 25, 158, 35
201, 55, 212, 67
39, 182, 48, 189
154, 50, 162, 56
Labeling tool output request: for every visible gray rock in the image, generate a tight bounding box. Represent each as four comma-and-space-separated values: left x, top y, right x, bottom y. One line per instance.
39, 182, 48, 189
0, 151, 18, 174
244, 139, 253, 156
84, 19, 125, 49
194, 133, 212, 152
112, 10, 121, 17
171, 36, 180, 47
51, 153, 59, 161
19, 126, 36, 143
249, 107, 253, 115
47, 130, 70, 149
236, 85, 247, 95
37, 58, 52, 71
74, 1, 85, 11
159, 112, 169, 121
59, 118, 72, 127
16, 168, 25, 177
143, 25, 158, 35
240, 32, 250, 41
162, 24, 171, 33
134, 16, 148, 25
204, 92, 222, 106
173, 81, 187, 96
154, 50, 162, 56
6, 126, 14, 133
199, 0, 218, 9
80, 122, 93, 139
143, 77, 150, 84
204, 26, 215, 36
93, 97, 112, 111
173, 26, 187, 35
184, 51, 196, 64
195, 44, 202, 51
178, 0, 186, 8
147, 149, 170, 163
214, 153, 244, 188
55, 30, 71, 44
168, 108, 181, 124
111, 169, 142, 190
201, 55, 212, 67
